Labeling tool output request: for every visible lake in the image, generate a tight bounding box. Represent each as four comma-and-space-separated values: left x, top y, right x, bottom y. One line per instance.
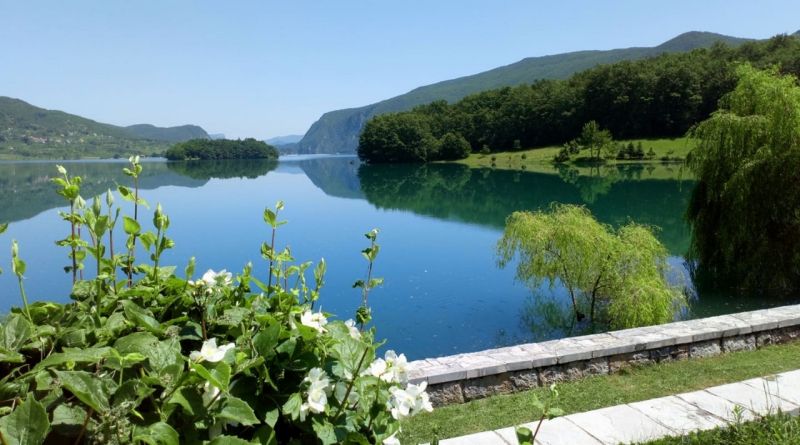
0, 156, 794, 360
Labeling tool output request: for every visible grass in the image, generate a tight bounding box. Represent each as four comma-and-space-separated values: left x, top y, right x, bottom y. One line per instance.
453, 137, 694, 173
398, 341, 800, 444
643, 411, 800, 444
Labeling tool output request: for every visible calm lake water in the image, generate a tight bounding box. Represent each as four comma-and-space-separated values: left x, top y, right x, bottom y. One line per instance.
0, 156, 794, 360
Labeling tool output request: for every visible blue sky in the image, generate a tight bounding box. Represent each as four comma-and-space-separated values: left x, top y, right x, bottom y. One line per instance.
2, 1, 798, 140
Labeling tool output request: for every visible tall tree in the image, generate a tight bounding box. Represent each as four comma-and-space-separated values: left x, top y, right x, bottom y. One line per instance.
496, 204, 684, 329
685, 64, 800, 292
578, 121, 614, 160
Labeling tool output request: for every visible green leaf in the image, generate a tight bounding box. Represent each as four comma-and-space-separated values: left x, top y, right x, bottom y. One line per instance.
213, 395, 260, 426
0, 348, 24, 363
250, 425, 278, 445
209, 436, 251, 445
167, 387, 207, 417
282, 393, 302, 421
312, 418, 337, 445
122, 300, 164, 335
122, 215, 141, 235
515, 426, 534, 445
1, 315, 31, 351
34, 347, 113, 371
0, 396, 50, 445
112, 379, 153, 409
185, 255, 196, 280
51, 403, 90, 437
12, 257, 26, 276
54, 370, 110, 413
133, 422, 180, 445
253, 322, 280, 358
342, 432, 371, 445
139, 231, 157, 252
0, 222, 7, 235
114, 332, 159, 358
332, 337, 373, 379
191, 361, 231, 393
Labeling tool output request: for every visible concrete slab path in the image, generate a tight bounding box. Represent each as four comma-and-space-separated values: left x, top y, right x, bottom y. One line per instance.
428, 369, 800, 445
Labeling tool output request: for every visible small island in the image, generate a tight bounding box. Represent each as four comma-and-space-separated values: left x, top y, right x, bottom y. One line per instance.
165, 137, 279, 160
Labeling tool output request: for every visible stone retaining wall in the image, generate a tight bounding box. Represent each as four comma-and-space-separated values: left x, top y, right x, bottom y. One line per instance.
407, 305, 800, 406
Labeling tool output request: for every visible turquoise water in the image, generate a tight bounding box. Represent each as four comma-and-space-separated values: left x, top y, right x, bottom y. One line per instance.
0, 157, 792, 359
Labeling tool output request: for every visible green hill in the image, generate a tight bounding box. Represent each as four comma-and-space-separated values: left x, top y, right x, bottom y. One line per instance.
0, 97, 209, 160
125, 123, 209, 142
297, 31, 752, 154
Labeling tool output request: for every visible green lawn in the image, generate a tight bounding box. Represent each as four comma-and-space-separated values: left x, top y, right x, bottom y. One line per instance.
453, 138, 694, 173
399, 341, 800, 444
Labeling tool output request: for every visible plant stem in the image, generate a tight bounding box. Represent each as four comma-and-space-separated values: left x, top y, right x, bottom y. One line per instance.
333, 347, 369, 421
70, 201, 77, 284
73, 407, 94, 445
17, 269, 32, 322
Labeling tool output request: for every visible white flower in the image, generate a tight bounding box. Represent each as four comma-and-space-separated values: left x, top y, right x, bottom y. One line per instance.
345, 319, 361, 339
303, 367, 332, 416
387, 381, 432, 420
198, 269, 232, 287
189, 338, 235, 362
202, 381, 220, 405
382, 431, 401, 445
385, 350, 410, 385
362, 350, 410, 384
306, 380, 329, 413
363, 358, 388, 379
300, 309, 328, 333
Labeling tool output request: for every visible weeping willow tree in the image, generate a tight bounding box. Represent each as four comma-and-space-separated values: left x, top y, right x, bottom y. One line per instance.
496, 204, 685, 330
685, 64, 800, 293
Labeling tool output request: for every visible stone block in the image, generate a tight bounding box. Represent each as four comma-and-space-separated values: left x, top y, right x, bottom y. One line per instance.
609, 351, 653, 373
585, 357, 609, 376
706, 380, 800, 415
722, 334, 757, 352
689, 340, 721, 358
427, 381, 464, 407
676, 390, 757, 423
730, 311, 779, 332
462, 373, 515, 401
496, 417, 603, 445
566, 404, 675, 444
757, 331, 776, 347
456, 354, 507, 378
438, 430, 508, 445
426, 363, 468, 385
509, 369, 539, 391
628, 395, 728, 435
484, 351, 532, 372
538, 362, 586, 385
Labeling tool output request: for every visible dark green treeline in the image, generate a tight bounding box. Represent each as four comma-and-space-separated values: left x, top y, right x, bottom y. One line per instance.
358, 35, 800, 163
165, 138, 280, 160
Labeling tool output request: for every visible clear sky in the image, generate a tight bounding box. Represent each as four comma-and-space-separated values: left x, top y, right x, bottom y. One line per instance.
2, 0, 798, 140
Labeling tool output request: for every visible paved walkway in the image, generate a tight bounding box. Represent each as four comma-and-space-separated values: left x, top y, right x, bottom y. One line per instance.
432, 369, 800, 445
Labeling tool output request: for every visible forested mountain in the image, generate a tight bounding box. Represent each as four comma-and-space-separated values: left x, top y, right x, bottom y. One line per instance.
358, 34, 800, 163
0, 97, 210, 159
297, 31, 752, 154
125, 123, 209, 142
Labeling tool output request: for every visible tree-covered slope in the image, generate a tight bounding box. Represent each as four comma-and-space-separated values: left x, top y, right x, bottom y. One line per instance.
125, 123, 209, 142
297, 31, 751, 154
0, 97, 209, 159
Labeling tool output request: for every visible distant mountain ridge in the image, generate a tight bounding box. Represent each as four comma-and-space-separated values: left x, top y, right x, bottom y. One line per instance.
0, 96, 211, 159
125, 123, 209, 142
297, 31, 753, 154
264, 134, 304, 146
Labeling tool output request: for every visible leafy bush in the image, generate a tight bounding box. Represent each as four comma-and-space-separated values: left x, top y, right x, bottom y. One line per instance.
0, 160, 431, 444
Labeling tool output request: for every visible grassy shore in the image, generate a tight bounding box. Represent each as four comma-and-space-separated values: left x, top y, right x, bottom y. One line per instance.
453, 138, 694, 173
399, 341, 800, 444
